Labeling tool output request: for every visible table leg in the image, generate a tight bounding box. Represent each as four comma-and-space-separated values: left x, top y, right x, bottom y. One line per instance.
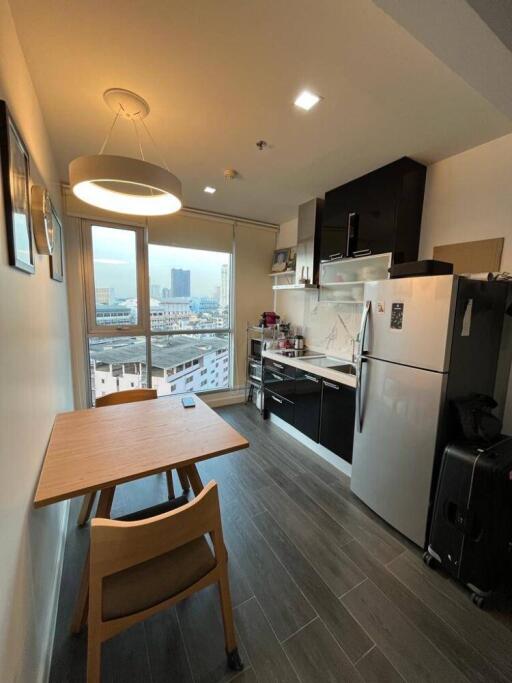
71, 486, 115, 634
77, 491, 96, 527
177, 467, 190, 494
183, 465, 204, 496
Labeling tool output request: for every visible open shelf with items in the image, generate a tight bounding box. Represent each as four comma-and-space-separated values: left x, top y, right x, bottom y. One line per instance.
268, 270, 295, 277
245, 323, 278, 412
272, 283, 318, 290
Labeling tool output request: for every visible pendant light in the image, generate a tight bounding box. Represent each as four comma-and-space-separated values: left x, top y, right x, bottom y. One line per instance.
69, 89, 182, 216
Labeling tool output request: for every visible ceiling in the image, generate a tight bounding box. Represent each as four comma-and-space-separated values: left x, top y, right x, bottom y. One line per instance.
9, 0, 512, 224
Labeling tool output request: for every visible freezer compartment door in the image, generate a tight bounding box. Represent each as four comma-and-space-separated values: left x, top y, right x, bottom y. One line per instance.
363, 275, 457, 371
351, 357, 446, 547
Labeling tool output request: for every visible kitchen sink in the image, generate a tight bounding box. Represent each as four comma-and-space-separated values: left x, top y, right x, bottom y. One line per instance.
302, 356, 355, 373
330, 364, 357, 376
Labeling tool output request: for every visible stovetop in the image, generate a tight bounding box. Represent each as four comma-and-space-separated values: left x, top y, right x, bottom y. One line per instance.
274, 349, 323, 358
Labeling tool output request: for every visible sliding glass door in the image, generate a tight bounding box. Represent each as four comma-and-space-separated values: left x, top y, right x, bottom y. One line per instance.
82, 221, 232, 404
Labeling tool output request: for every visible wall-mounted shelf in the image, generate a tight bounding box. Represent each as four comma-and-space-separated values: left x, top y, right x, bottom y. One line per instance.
320, 280, 366, 287
272, 283, 318, 291
268, 270, 296, 277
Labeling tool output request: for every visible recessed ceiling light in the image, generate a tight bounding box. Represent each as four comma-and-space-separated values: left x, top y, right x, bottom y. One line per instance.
294, 90, 321, 111
204, 186, 216, 194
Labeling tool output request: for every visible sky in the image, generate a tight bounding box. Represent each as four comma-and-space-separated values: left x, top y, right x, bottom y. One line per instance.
92, 225, 229, 299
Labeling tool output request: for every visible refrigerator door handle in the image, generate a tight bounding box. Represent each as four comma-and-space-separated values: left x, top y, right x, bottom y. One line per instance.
358, 300, 371, 358
356, 357, 367, 433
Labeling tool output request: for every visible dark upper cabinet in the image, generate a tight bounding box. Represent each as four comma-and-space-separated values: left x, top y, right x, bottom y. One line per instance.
319, 379, 356, 463
320, 157, 426, 263
293, 369, 322, 441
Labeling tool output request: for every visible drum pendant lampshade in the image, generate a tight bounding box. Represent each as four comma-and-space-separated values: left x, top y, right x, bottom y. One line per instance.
69, 154, 182, 216
69, 89, 182, 216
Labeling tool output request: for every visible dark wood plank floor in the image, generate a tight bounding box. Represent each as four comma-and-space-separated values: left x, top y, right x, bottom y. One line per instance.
49, 403, 512, 682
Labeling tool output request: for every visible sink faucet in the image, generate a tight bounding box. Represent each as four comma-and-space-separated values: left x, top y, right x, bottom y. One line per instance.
337, 313, 357, 363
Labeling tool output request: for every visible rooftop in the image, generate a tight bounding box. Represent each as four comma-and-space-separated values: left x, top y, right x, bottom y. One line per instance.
90, 335, 228, 369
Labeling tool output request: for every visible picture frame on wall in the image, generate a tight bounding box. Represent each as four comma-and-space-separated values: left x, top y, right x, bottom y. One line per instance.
287, 246, 297, 271
271, 247, 290, 272
49, 204, 63, 282
0, 100, 35, 274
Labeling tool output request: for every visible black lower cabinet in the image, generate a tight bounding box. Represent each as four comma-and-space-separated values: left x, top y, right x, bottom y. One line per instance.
264, 389, 294, 425
293, 370, 321, 441
319, 379, 356, 463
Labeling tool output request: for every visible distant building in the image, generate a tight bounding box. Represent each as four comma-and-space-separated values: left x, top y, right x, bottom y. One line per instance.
95, 287, 114, 305
220, 263, 229, 307
150, 299, 192, 330
171, 268, 191, 297
190, 297, 219, 314
161, 287, 171, 299
89, 335, 229, 400
95, 305, 131, 326
150, 284, 161, 300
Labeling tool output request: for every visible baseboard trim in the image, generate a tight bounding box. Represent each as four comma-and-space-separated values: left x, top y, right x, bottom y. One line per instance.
201, 388, 246, 408
40, 498, 70, 683
269, 414, 352, 477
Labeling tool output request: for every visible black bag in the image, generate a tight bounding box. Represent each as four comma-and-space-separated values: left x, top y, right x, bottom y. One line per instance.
425, 438, 512, 608
453, 394, 502, 443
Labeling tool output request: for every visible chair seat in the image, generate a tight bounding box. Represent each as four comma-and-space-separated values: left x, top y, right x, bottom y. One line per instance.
102, 537, 216, 620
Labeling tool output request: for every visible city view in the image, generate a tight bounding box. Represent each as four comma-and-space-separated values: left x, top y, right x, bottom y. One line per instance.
88, 226, 231, 402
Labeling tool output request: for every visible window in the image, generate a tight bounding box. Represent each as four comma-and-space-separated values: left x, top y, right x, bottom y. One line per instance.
148, 244, 231, 397
88, 336, 147, 404
83, 222, 146, 334
83, 223, 231, 404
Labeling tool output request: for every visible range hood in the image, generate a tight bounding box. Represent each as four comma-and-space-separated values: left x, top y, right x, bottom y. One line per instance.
295, 198, 323, 287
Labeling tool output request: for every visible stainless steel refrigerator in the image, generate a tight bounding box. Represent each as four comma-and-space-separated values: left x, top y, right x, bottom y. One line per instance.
350, 275, 507, 547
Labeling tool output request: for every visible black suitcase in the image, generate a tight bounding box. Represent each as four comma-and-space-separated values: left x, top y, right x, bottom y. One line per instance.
424, 437, 512, 608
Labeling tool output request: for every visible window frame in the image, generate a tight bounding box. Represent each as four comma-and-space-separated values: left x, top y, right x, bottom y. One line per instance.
81, 219, 233, 404
82, 219, 149, 337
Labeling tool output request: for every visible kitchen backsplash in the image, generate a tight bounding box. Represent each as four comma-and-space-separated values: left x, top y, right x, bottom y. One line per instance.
276, 290, 362, 360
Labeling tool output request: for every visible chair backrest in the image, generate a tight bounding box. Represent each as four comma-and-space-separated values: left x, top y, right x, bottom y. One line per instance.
95, 388, 157, 408
90, 481, 222, 579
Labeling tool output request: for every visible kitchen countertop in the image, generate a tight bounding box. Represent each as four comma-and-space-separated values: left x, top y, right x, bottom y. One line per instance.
262, 349, 357, 388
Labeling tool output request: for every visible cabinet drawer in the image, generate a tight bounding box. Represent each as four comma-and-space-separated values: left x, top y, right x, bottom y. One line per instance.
265, 390, 294, 425
263, 367, 295, 400
263, 357, 296, 378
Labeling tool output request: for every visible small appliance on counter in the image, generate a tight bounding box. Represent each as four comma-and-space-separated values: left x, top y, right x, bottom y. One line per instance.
293, 335, 305, 350
259, 311, 280, 327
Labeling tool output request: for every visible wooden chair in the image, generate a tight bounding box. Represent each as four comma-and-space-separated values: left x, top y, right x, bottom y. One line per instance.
77, 388, 190, 526
87, 481, 243, 683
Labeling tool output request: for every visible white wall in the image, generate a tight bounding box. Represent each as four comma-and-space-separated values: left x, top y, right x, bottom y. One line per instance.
419, 132, 512, 270
0, 2, 74, 681
420, 133, 512, 431
276, 217, 298, 249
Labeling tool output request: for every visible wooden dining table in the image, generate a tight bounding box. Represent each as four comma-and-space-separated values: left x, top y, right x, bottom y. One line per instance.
34, 394, 249, 632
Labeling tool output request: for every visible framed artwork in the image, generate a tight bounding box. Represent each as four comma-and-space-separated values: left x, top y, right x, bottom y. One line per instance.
271, 247, 290, 272
287, 246, 297, 271
49, 204, 63, 282
31, 184, 54, 255
0, 100, 34, 274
